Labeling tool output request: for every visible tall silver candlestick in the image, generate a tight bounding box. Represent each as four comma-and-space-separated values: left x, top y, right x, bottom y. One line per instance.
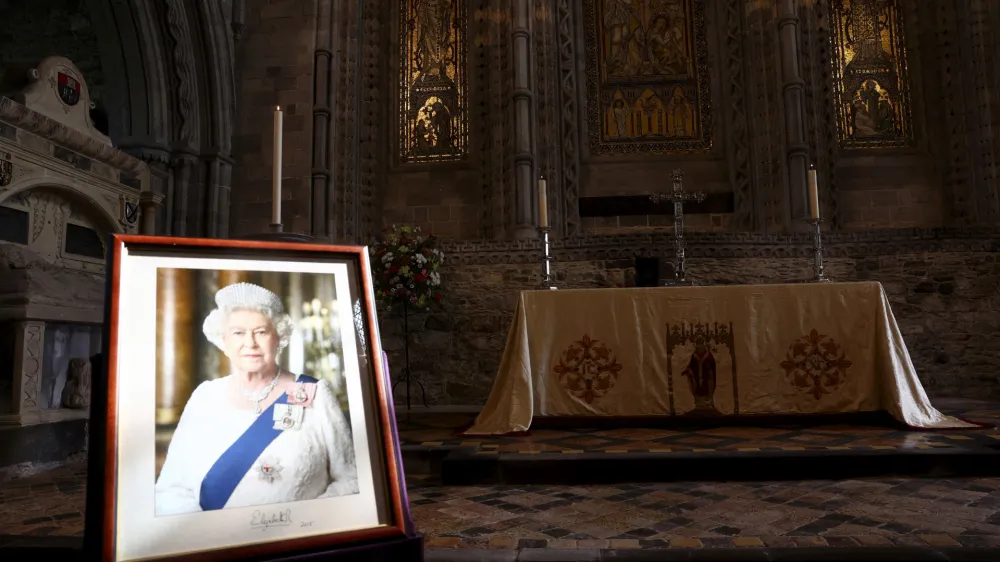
538, 226, 556, 290
808, 218, 829, 282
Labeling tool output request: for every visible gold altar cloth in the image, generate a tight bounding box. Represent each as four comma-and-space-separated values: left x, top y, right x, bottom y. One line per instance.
464, 282, 976, 435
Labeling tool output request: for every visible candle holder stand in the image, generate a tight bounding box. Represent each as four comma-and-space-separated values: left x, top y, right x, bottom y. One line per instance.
389, 299, 428, 412
269, 222, 283, 233
538, 226, 557, 290
808, 218, 830, 283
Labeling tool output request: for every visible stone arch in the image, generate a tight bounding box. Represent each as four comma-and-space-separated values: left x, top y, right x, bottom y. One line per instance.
83, 0, 236, 238
0, 181, 122, 272
0, 178, 122, 236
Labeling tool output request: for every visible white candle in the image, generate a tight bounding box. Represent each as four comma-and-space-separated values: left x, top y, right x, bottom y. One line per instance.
807, 165, 820, 220
272, 106, 283, 225
538, 176, 548, 228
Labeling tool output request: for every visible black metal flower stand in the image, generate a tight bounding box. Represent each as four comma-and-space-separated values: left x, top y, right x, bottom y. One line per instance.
391, 300, 428, 411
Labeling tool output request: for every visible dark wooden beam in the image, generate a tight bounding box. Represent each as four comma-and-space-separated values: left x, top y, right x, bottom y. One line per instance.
579, 192, 735, 218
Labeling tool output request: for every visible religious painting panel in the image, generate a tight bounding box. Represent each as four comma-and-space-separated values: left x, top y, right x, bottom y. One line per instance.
88, 236, 412, 561
398, 0, 468, 163
584, 0, 713, 155
830, 0, 912, 148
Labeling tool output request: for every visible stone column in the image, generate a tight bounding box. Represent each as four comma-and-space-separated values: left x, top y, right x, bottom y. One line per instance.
156, 268, 196, 426
170, 155, 199, 236
203, 155, 234, 238
231, 0, 246, 40
511, 0, 537, 238
139, 191, 165, 235
11, 320, 45, 423
777, 0, 809, 230
311, 0, 334, 238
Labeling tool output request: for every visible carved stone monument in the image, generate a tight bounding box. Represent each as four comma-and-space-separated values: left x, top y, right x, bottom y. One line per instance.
0, 56, 159, 445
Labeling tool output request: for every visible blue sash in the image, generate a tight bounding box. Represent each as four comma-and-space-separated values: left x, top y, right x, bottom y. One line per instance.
199, 375, 318, 511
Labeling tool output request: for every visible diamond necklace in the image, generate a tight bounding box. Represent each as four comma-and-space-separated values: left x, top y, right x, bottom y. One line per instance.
240, 371, 282, 415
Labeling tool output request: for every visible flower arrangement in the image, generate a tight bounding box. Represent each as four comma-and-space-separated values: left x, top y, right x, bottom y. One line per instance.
371, 225, 444, 310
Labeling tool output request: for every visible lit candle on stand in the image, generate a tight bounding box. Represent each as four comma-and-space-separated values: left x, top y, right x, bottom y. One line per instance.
272, 106, 283, 225
807, 164, 820, 220
538, 176, 548, 228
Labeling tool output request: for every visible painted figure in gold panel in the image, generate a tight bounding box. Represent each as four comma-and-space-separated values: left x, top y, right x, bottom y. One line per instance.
399, 0, 467, 162
831, 0, 911, 148
586, 0, 711, 154
604, 86, 694, 140
415, 0, 451, 80
601, 0, 690, 79
851, 80, 896, 138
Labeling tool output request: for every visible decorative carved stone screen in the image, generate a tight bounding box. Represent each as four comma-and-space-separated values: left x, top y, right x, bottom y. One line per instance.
398, 0, 469, 163
830, 0, 912, 148
585, 0, 712, 155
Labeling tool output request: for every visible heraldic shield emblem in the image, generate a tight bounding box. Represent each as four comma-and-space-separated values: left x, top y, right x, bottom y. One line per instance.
57, 72, 81, 106
122, 199, 139, 226
0, 160, 12, 187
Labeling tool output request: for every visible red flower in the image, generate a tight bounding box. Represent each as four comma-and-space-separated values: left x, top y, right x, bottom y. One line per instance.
433, 294, 441, 301
390, 265, 399, 272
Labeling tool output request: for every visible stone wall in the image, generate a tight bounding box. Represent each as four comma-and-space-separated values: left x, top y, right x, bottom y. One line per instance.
379, 229, 1000, 405
230, 0, 317, 235
0, 0, 105, 103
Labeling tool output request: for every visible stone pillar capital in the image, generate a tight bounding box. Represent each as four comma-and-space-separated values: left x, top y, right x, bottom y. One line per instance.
138, 191, 165, 235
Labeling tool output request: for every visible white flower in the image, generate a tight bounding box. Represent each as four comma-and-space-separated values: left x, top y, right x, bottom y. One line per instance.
381, 252, 394, 263
398, 245, 409, 253
414, 254, 427, 266
430, 271, 441, 286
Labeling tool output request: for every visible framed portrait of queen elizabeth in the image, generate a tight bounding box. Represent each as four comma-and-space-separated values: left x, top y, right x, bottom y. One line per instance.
85, 235, 414, 562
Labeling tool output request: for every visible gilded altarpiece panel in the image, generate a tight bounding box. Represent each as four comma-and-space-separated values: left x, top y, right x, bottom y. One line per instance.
584, 0, 712, 155
399, 0, 468, 163
830, 0, 912, 149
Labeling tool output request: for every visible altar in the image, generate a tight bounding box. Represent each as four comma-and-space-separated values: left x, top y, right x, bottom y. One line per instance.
463, 282, 978, 435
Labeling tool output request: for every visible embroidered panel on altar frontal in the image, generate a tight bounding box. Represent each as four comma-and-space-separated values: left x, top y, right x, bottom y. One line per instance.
584, 0, 713, 155
666, 321, 738, 417
830, 0, 913, 149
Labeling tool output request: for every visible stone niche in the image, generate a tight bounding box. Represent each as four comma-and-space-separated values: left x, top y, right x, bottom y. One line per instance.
0, 56, 159, 472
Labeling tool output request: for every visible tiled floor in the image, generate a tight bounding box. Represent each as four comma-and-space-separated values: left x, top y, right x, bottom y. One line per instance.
408, 474, 1000, 550
3, 462, 1000, 552
1, 398, 999, 555
396, 398, 1000, 456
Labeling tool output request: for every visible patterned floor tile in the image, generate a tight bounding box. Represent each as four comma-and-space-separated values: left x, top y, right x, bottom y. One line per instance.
2, 398, 1000, 551
397, 397, 1000, 457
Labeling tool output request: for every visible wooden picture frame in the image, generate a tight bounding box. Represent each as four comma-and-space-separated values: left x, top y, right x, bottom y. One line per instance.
84, 235, 413, 562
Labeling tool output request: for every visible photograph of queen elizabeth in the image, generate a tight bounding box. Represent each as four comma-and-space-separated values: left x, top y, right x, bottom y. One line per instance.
154, 280, 360, 516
